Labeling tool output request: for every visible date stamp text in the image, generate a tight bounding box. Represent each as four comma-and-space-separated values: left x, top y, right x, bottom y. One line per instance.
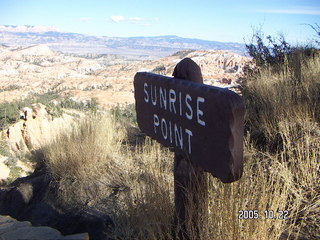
238, 210, 289, 220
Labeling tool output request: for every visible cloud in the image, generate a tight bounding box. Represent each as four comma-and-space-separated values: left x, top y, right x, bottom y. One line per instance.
259, 8, 320, 15
109, 16, 158, 26
110, 16, 125, 23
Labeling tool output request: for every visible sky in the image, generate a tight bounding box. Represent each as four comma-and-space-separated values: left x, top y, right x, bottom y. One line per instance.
0, 0, 319, 44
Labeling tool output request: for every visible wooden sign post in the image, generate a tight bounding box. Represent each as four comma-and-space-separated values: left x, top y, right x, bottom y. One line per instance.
134, 58, 245, 239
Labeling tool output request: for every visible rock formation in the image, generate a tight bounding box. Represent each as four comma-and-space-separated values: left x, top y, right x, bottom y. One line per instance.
0, 157, 10, 183
5, 103, 75, 153
0, 104, 82, 183
0, 45, 250, 108
0, 169, 111, 239
0, 215, 89, 240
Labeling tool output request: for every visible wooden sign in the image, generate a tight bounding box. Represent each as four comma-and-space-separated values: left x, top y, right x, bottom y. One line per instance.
134, 72, 244, 183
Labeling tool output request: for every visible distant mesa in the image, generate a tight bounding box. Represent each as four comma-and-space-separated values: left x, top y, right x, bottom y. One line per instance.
0, 25, 60, 33
0, 25, 246, 58
15, 44, 54, 56
0, 44, 54, 58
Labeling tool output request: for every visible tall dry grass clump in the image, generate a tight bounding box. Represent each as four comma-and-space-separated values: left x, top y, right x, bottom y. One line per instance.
207, 121, 319, 239
42, 113, 127, 206
242, 44, 320, 152
40, 111, 175, 238
239, 35, 320, 239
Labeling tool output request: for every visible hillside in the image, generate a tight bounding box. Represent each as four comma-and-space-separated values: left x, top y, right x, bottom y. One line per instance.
0, 25, 246, 59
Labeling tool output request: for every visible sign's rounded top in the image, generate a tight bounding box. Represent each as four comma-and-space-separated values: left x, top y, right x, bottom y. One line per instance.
172, 58, 203, 84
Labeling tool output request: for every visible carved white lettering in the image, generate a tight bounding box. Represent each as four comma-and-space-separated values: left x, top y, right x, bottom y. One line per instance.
153, 114, 159, 133
185, 128, 193, 154
151, 85, 157, 106
160, 87, 167, 110
161, 118, 168, 140
144, 83, 149, 103
152, 115, 194, 154
185, 94, 193, 120
169, 89, 177, 114
169, 121, 172, 143
197, 97, 205, 126
174, 124, 183, 149
144, 83, 205, 131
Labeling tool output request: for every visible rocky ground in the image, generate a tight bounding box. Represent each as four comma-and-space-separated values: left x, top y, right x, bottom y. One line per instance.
0, 215, 89, 240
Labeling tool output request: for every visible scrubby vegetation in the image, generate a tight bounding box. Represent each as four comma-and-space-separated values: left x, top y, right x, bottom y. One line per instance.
243, 31, 320, 152
110, 103, 137, 126
0, 92, 98, 128
240, 31, 319, 239
172, 50, 197, 58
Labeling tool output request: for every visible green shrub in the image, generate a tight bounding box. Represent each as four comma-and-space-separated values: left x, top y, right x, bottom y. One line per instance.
152, 65, 166, 74
0, 92, 100, 128
245, 31, 291, 68
0, 85, 22, 92
0, 102, 20, 127
111, 103, 137, 126
6, 166, 23, 184
171, 50, 195, 58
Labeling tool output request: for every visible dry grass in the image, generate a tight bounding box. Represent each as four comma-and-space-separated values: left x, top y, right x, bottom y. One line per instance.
239, 49, 320, 239
242, 50, 320, 151
42, 114, 127, 206
39, 50, 319, 239
207, 121, 319, 240
41, 113, 175, 238
40, 114, 319, 239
